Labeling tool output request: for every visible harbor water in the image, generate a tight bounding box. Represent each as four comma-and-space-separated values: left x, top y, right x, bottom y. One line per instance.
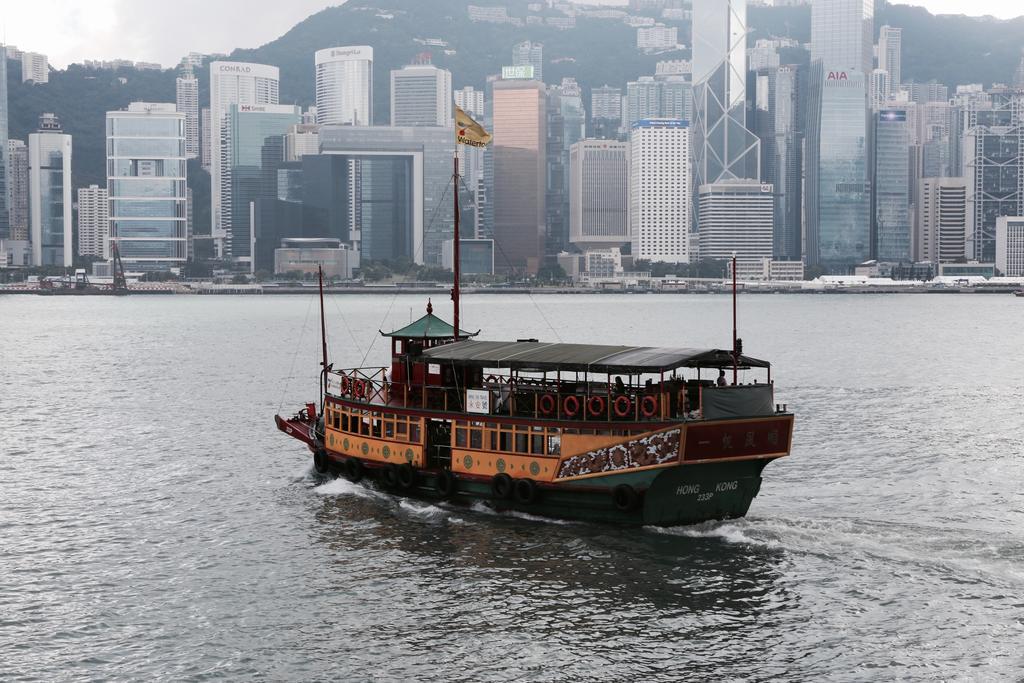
2, 293, 1023, 681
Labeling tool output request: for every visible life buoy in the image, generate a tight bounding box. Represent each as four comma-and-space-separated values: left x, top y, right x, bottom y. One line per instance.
435, 470, 457, 499
486, 374, 498, 384
344, 457, 364, 482
397, 463, 416, 489
640, 395, 658, 418
612, 484, 640, 512
587, 395, 606, 418
563, 395, 580, 418
539, 394, 556, 416
491, 473, 513, 499
354, 379, 366, 398
613, 395, 632, 418
340, 375, 351, 395
513, 478, 540, 504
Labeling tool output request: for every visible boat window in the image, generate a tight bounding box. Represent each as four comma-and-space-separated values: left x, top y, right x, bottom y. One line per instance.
396, 419, 407, 436
531, 434, 544, 455
455, 427, 467, 448
341, 412, 349, 432
515, 432, 529, 453
547, 434, 561, 455
410, 422, 421, 444
360, 417, 370, 436
488, 430, 498, 451
470, 428, 483, 450
385, 420, 394, 438
372, 419, 381, 438
499, 430, 512, 452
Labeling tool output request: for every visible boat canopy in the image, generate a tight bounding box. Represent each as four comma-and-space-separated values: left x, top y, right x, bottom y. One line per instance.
381, 310, 479, 339
420, 339, 770, 374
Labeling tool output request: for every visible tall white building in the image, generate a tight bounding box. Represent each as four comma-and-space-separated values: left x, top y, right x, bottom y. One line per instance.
455, 85, 485, 118
284, 124, 321, 162
107, 102, 187, 271
28, 114, 72, 266
570, 139, 630, 250
629, 119, 690, 263
209, 61, 279, 255
454, 86, 486, 187
8, 139, 30, 241
869, 68, 891, 110
390, 63, 453, 127
917, 177, 967, 263
201, 107, 211, 170
878, 25, 902, 87
315, 46, 373, 126
696, 180, 774, 262
77, 185, 109, 258
21, 52, 49, 84
995, 216, 1024, 277
176, 69, 200, 159
512, 41, 543, 82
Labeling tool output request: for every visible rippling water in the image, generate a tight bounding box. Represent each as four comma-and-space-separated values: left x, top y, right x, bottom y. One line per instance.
3, 293, 1023, 681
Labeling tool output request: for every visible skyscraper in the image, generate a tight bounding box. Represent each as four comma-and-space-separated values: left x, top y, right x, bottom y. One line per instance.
0, 45, 9, 241
630, 119, 690, 264
106, 103, 187, 271
225, 103, 302, 263
806, 0, 873, 270
454, 86, 484, 118
878, 25, 902, 88
697, 181, 774, 263
754, 65, 802, 260
962, 91, 1024, 262
512, 41, 543, 82
315, 46, 373, 126
176, 68, 200, 159
811, 0, 873, 74
28, 113, 72, 266
390, 63, 453, 127
625, 77, 663, 129
569, 139, 630, 250
691, 0, 760, 191
917, 177, 967, 263
7, 139, 29, 241
590, 85, 622, 139
209, 61, 280, 255
492, 79, 546, 274
873, 109, 911, 261
77, 185, 109, 258
20, 52, 49, 84
201, 107, 211, 170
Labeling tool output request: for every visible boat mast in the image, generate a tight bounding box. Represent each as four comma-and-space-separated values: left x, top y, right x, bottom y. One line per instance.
451, 153, 461, 340
318, 264, 329, 399
731, 252, 738, 386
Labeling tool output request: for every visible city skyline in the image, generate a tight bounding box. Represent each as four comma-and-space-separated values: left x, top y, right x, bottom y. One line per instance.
1, 1, 1023, 69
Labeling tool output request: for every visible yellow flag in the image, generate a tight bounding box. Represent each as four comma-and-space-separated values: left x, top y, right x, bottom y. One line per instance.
455, 105, 492, 147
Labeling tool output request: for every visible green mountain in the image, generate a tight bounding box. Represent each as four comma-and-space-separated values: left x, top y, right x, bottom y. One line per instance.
6, 0, 1024, 225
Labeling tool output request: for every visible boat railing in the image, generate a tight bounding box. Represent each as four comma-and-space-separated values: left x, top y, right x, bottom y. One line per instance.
327, 367, 389, 404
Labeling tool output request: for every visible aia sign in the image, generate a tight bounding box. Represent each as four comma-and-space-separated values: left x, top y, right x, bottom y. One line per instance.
827, 71, 848, 81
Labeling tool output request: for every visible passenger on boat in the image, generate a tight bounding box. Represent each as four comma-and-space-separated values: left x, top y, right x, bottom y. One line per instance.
717, 370, 727, 387
614, 376, 626, 394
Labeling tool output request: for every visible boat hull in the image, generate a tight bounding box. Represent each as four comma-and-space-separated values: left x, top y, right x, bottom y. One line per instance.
315, 449, 773, 526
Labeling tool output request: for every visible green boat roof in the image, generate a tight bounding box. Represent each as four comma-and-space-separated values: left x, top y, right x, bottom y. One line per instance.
381, 303, 479, 339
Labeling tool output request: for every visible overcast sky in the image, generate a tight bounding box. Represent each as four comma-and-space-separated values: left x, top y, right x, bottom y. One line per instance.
2, 0, 1021, 69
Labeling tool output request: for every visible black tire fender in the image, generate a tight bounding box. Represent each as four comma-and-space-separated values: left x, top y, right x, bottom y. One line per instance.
513, 478, 540, 505
435, 470, 458, 499
344, 457, 364, 483
612, 484, 640, 512
491, 473, 514, 500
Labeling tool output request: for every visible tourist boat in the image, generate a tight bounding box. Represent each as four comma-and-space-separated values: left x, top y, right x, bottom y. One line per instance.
274, 157, 795, 526
1015, 291, 1024, 297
